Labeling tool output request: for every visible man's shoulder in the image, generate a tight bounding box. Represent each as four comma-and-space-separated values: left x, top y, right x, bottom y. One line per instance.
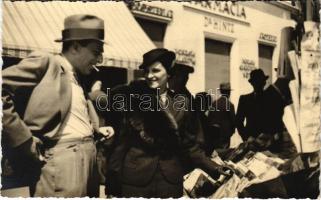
3, 51, 57, 76
240, 92, 254, 99
238, 93, 254, 106
26, 51, 56, 60
20, 51, 58, 67
217, 96, 227, 101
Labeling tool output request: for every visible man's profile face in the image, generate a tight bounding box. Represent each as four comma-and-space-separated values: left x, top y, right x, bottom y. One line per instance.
74, 41, 103, 75
169, 73, 189, 92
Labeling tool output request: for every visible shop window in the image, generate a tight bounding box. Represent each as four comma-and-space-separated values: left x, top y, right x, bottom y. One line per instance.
135, 17, 167, 48
259, 44, 274, 87
205, 38, 232, 96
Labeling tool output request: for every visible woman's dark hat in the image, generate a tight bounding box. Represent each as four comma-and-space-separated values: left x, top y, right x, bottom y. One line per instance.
55, 14, 105, 43
248, 69, 269, 83
139, 48, 176, 72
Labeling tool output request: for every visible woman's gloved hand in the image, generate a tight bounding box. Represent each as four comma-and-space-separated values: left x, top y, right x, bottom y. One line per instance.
96, 126, 115, 148
207, 161, 234, 180
216, 165, 234, 177
98, 126, 115, 142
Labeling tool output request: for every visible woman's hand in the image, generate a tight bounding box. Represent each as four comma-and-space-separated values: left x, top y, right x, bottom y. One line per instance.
216, 165, 234, 177
98, 126, 115, 142
207, 161, 234, 180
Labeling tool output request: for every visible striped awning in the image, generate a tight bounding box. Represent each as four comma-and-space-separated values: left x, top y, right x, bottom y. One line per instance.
2, 1, 156, 69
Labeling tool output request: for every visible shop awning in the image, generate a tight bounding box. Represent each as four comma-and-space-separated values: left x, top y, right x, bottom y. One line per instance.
2, 1, 155, 69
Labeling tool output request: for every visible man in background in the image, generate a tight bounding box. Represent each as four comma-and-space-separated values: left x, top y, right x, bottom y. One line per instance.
235, 69, 268, 142
208, 82, 236, 149
168, 62, 194, 97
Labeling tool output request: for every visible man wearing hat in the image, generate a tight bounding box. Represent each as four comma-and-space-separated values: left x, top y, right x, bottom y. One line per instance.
235, 69, 269, 142
168, 62, 194, 95
2, 14, 113, 197
168, 62, 207, 148
208, 82, 236, 150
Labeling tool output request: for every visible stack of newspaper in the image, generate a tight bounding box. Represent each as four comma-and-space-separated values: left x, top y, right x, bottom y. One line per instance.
183, 150, 305, 198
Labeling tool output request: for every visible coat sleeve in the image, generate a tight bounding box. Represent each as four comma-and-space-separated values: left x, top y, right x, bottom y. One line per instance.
235, 96, 247, 141
229, 103, 236, 136
207, 110, 220, 128
2, 52, 50, 147
179, 106, 221, 179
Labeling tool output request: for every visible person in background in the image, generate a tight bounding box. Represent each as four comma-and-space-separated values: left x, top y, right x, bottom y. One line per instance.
194, 92, 216, 155
168, 62, 205, 147
95, 48, 232, 198
2, 14, 114, 197
168, 62, 194, 97
235, 69, 296, 157
208, 82, 236, 150
259, 77, 297, 157
235, 69, 268, 142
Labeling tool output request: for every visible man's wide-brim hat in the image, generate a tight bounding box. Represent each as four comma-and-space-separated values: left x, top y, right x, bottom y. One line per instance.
248, 69, 269, 83
171, 61, 194, 75
55, 14, 105, 43
139, 48, 176, 72
220, 82, 232, 91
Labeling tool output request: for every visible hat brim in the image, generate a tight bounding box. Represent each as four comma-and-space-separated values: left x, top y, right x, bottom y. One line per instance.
139, 51, 175, 70
54, 38, 107, 44
172, 63, 194, 74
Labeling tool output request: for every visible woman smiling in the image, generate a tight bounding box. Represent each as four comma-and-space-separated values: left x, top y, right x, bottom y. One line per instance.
102, 48, 232, 198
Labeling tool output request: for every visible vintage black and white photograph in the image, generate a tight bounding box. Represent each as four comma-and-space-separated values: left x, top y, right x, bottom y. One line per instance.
1, 0, 320, 198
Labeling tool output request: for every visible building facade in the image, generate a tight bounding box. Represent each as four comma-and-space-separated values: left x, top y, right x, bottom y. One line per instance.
129, 1, 299, 107
2, 1, 301, 108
